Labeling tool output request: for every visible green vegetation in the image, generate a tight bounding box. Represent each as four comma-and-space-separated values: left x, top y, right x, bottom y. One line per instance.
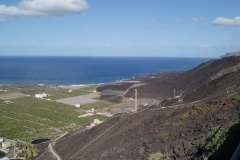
180, 112, 189, 120
17, 143, 38, 160
81, 85, 99, 91
48, 89, 90, 100
0, 91, 6, 94
92, 97, 102, 100
159, 133, 169, 139
0, 97, 107, 142
204, 126, 227, 157
203, 123, 240, 160
148, 152, 163, 160
80, 101, 114, 110
48, 85, 99, 100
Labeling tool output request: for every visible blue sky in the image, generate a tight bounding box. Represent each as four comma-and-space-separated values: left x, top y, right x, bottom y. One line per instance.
0, 0, 240, 57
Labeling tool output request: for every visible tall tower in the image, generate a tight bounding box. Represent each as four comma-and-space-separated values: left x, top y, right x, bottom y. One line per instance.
14, 139, 15, 158
174, 89, 176, 99
135, 89, 138, 112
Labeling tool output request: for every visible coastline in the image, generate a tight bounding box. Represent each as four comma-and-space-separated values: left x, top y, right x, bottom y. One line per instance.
0, 56, 212, 86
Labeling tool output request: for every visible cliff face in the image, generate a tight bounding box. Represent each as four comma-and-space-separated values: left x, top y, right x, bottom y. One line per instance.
35, 56, 240, 160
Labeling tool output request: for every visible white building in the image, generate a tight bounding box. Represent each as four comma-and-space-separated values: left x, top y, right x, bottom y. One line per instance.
1, 142, 12, 149
35, 93, 48, 99
75, 104, 80, 108
0, 158, 10, 160
3, 101, 11, 104
94, 119, 101, 125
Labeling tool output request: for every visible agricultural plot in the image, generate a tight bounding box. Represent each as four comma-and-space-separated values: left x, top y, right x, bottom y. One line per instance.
0, 97, 107, 142
48, 85, 99, 100
0, 91, 7, 95
0, 92, 27, 100
48, 89, 89, 100
56, 96, 98, 106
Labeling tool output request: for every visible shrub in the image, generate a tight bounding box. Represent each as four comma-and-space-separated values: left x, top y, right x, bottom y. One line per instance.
160, 133, 169, 139
180, 113, 189, 120
148, 152, 163, 160
204, 126, 227, 156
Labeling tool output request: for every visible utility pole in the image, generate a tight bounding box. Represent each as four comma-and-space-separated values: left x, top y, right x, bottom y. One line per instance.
135, 89, 138, 112
173, 89, 175, 99
14, 139, 15, 158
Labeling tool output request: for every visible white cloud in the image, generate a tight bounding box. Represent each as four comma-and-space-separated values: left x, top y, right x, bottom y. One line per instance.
192, 17, 204, 23
212, 16, 240, 25
0, 0, 88, 20
200, 44, 210, 49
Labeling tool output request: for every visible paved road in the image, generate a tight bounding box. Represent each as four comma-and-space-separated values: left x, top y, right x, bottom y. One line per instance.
49, 142, 62, 160
69, 121, 119, 159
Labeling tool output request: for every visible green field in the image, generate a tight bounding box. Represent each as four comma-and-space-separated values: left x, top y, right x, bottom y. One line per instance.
48, 85, 99, 100
48, 89, 90, 100
0, 97, 107, 142
81, 85, 99, 91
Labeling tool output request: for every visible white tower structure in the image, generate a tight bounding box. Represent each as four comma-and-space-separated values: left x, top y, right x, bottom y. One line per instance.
135, 89, 138, 112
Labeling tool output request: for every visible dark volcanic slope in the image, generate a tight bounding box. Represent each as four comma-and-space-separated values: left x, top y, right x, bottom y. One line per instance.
125, 56, 240, 100
38, 56, 240, 160
50, 98, 240, 160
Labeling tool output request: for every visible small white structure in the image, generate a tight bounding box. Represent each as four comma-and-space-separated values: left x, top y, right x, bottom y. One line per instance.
3, 101, 11, 104
78, 113, 94, 118
0, 157, 10, 160
96, 112, 113, 117
94, 119, 101, 125
75, 104, 80, 108
86, 108, 95, 113
35, 93, 48, 99
2, 141, 12, 149
87, 119, 102, 129
0, 138, 4, 142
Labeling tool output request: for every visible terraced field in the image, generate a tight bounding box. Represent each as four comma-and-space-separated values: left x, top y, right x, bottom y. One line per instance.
0, 97, 107, 142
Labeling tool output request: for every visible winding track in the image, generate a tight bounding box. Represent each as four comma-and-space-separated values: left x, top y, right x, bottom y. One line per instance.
42, 99, 204, 160
69, 121, 119, 159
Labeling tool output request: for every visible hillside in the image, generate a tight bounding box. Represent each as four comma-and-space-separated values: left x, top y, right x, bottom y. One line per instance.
125, 56, 240, 101
34, 56, 240, 160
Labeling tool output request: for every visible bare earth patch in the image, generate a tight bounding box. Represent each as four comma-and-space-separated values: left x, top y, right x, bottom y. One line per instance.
56, 96, 98, 106
0, 92, 28, 100
82, 92, 101, 99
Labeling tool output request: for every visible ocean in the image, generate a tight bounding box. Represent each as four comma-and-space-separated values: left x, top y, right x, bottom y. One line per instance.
0, 56, 212, 86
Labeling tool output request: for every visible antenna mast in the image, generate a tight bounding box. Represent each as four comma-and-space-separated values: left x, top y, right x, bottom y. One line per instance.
135, 89, 138, 112
174, 89, 175, 99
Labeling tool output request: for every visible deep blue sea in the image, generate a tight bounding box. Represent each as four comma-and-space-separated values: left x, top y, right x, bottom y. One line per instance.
0, 57, 212, 86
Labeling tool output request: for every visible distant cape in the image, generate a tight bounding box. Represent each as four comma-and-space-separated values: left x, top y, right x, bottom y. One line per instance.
220, 51, 240, 58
